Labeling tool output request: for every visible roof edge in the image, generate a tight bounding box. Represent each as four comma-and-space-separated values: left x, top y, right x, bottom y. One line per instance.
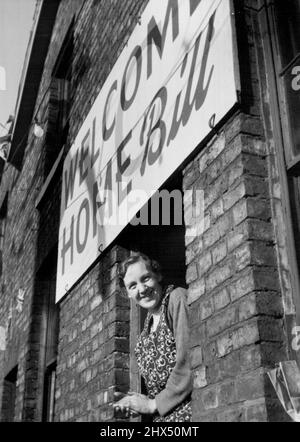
8, 0, 61, 169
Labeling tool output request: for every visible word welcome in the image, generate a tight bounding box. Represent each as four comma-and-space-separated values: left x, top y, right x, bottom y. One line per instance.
62, 2, 215, 215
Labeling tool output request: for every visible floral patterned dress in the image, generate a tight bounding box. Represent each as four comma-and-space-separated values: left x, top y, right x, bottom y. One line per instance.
134, 285, 192, 422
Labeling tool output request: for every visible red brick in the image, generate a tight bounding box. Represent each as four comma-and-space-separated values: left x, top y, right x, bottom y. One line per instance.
185, 237, 203, 265
193, 366, 208, 388
198, 251, 212, 276
223, 180, 246, 211
190, 346, 203, 369
232, 198, 248, 226
211, 240, 227, 265
183, 161, 200, 190
216, 321, 259, 357
244, 399, 268, 422
229, 268, 255, 301
187, 279, 206, 305
243, 155, 267, 177
247, 197, 271, 220
227, 222, 248, 252
190, 322, 207, 348
202, 387, 219, 410
235, 369, 265, 402
216, 407, 244, 422
200, 298, 214, 321
218, 380, 236, 406
227, 156, 244, 187
186, 262, 198, 284
213, 288, 230, 311
206, 260, 232, 292
247, 219, 274, 242
257, 317, 285, 342
253, 268, 280, 291
207, 306, 238, 338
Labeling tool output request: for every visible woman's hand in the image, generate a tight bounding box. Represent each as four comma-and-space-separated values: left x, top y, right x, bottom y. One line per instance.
113, 391, 157, 415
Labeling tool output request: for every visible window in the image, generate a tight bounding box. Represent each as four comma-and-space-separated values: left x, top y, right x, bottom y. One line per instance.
43, 24, 73, 177
118, 173, 186, 422
38, 284, 58, 423
274, 0, 300, 167
42, 362, 56, 422
1, 366, 18, 422
0, 194, 8, 278
272, 2, 300, 305
52, 31, 73, 151
40, 252, 59, 422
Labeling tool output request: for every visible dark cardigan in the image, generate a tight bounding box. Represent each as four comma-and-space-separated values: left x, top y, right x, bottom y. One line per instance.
155, 287, 193, 416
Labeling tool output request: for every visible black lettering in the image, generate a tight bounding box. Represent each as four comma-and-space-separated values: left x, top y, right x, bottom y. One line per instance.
64, 151, 79, 210
121, 46, 142, 111
92, 181, 103, 237
190, 0, 202, 16
140, 87, 167, 176
91, 118, 99, 168
167, 12, 215, 146
102, 80, 118, 141
116, 131, 133, 205
104, 159, 113, 218
147, 0, 179, 78
61, 216, 74, 275
79, 130, 89, 185
76, 198, 90, 254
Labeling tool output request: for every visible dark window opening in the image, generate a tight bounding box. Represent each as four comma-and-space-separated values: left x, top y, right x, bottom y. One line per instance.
118, 173, 186, 288
1, 365, 18, 422
36, 248, 59, 422
0, 193, 8, 278
275, 0, 300, 68
273, 1, 300, 328
288, 174, 300, 272
0, 159, 5, 186
117, 171, 186, 422
274, 0, 300, 164
42, 362, 56, 422
44, 23, 74, 178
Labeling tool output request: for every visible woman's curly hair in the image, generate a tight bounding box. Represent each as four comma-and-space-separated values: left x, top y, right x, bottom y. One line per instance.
119, 252, 162, 288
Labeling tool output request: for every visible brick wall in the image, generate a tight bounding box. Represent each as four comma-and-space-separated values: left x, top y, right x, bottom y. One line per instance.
184, 120, 289, 422
183, 0, 292, 422
0, 0, 297, 422
0, 0, 149, 422
55, 246, 130, 422
51, 0, 149, 422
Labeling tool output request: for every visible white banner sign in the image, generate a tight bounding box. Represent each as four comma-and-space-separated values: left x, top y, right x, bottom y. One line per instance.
56, 0, 239, 302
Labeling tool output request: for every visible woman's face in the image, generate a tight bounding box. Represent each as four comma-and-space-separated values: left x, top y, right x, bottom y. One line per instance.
123, 260, 163, 312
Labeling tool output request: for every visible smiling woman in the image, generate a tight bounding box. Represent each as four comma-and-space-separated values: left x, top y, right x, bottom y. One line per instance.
115, 252, 192, 422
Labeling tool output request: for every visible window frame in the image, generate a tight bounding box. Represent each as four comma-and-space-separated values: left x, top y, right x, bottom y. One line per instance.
262, 0, 300, 365
272, 0, 300, 169
42, 362, 57, 422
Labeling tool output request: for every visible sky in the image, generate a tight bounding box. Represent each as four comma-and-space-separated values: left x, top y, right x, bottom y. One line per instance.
0, 0, 36, 137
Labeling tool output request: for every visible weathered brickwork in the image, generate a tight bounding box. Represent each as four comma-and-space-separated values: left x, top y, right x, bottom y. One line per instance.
183, 0, 293, 422
0, 0, 148, 422
0, 0, 298, 423
55, 246, 130, 422
184, 126, 290, 421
